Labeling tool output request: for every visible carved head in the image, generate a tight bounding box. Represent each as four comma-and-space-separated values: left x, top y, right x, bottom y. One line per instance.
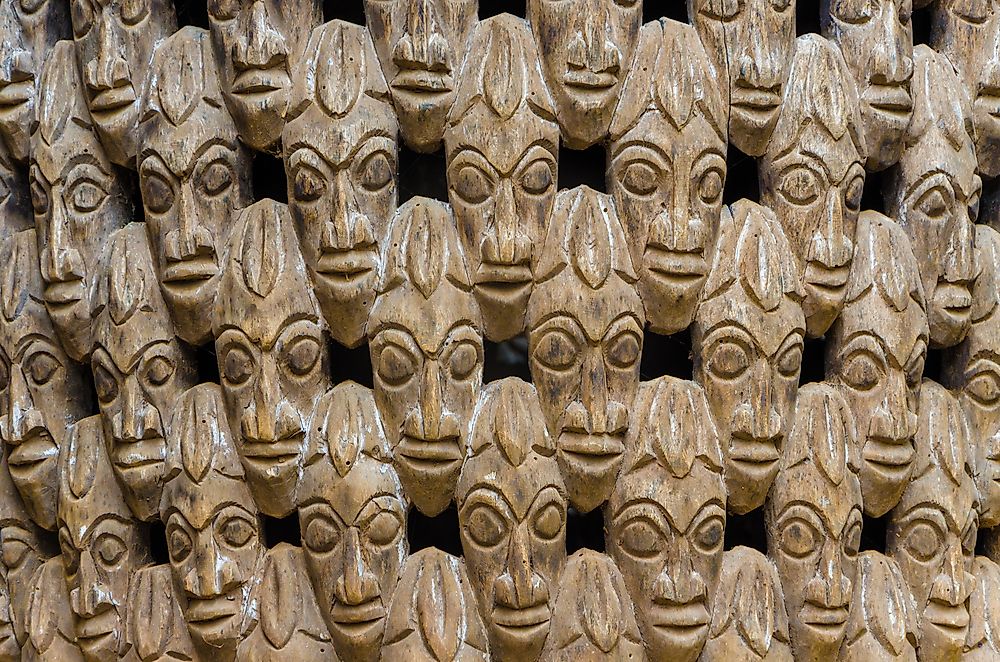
160, 384, 265, 656
826, 211, 928, 517
965, 556, 1000, 661
688, 0, 796, 156
138, 26, 253, 346
214, 199, 330, 518
456, 378, 566, 662
840, 551, 919, 661
527, 186, 643, 512
297, 382, 407, 662
21, 556, 84, 661
92, 224, 197, 522
766, 384, 863, 660
0, 230, 90, 531
57, 416, 150, 662
607, 377, 725, 662
124, 564, 199, 662
527, 0, 641, 149
885, 45, 980, 349
444, 14, 559, 342
30, 40, 130, 362
760, 34, 867, 338
608, 18, 727, 336
382, 548, 489, 661
887, 381, 979, 662
283, 20, 398, 349
368, 197, 483, 516
363, 0, 478, 152
207, 0, 321, 152
69, 0, 177, 167
0, 571, 16, 662
692, 199, 805, 515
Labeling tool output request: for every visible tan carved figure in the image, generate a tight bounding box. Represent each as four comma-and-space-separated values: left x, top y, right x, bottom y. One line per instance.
688, 0, 796, 157
207, 0, 321, 153
826, 211, 927, 517
821, 0, 914, 171
456, 378, 566, 662
528, 186, 643, 513
21, 556, 84, 662
608, 18, 727, 336
693, 199, 805, 515
138, 26, 253, 346
57, 416, 151, 662
215, 199, 330, 518
284, 19, 398, 349
369, 197, 483, 516
885, 45, 981, 349
381, 547, 489, 662
297, 382, 407, 662
964, 556, 1000, 661
0, 230, 91, 531
0, 141, 31, 265
69, 0, 177, 167
363, 0, 478, 153
30, 40, 130, 362
444, 13, 559, 342
92, 223, 198, 523
526, 0, 641, 149
887, 380, 978, 662
759, 35, 867, 338
766, 384, 863, 661
0, 569, 17, 662
607, 376, 725, 662
122, 564, 199, 662
839, 551, 919, 662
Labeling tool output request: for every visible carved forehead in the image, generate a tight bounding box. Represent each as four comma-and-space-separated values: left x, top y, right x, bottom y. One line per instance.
610, 462, 725, 530
164, 487, 258, 531
141, 119, 243, 179
771, 466, 863, 534
835, 299, 926, 365
457, 451, 563, 513
611, 110, 726, 161
369, 285, 482, 352
300, 456, 404, 522
32, 125, 111, 185
284, 100, 396, 168
895, 477, 977, 532
446, 106, 558, 175
766, 122, 863, 184
696, 296, 805, 358
528, 272, 644, 343
896, 130, 978, 201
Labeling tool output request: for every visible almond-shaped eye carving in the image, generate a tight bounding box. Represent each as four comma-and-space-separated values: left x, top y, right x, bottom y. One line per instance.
447, 341, 479, 381
303, 515, 341, 554
844, 520, 862, 558
698, 168, 724, 205
94, 533, 127, 567
293, 166, 326, 203
465, 504, 508, 548
217, 515, 256, 549
143, 355, 175, 388
365, 511, 402, 547
120, 0, 149, 25
452, 165, 493, 205
71, 0, 94, 36
914, 186, 952, 222
966, 370, 1000, 406
778, 517, 820, 559
200, 160, 234, 197
93, 363, 119, 404
705, 340, 750, 380
359, 151, 394, 192
830, 0, 874, 22
533, 329, 580, 371
777, 166, 821, 206
532, 503, 564, 541
901, 520, 943, 563
839, 349, 884, 391
59, 528, 78, 575
24, 352, 59, 386
222, 345, 254, 386
141, 171, 175, 215
845, 173, 864, 213
692, 515, 725, 554
208, 0, 239, 21
605, 330, 641, 369
167, 526, 192, 562
284, 336, 321, 376
699, 0, 741, 20
67, 178, 108, 214
618, 160, 661, 197
520, 160, 554, 195
617, 517, 665, 559
1, 539, 29, 569
376, 344, 417, 386
776, 341, 803, 378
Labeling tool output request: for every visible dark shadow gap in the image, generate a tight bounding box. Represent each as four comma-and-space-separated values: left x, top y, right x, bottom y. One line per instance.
484, 337, 531, 383
264, 514, 302, 549
724, 508, 767, 553
640, 328, 694, 382
329, 341, 375, 389
399, 145, 449, 203
148, 519, 170, 564
408, 505, 463, 556
860, 513, 888, 553
723, 146, 759, 205
196, 342, 220, 385
566, 507, 605, 554
324, 1, 365, 24
799, 336, 826, 385
252, 152, 288, 205
481, 0, 525, 19
558, 144, 607, 193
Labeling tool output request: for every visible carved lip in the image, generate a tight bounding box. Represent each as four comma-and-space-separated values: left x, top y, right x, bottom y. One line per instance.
563, 69, 618, 91
240, 437, 303, 469
805, 262, 850, 291
800, 603, 849, 636
76, 608, 117, 642
730, 86, 781, 118
644, 248, 707, 284
863, 437, 914, 473
111, 438, 166, 469
925, 600, 970, 634
163, 258, 218, 283
185, 595, 238, 629
315, 249, 376, 283
864, 84, 912, 117
0, 80, 31, 108
559, 432, 625, 457
391, 70, 452, 93
396, 436, 463, 471
330, 598, 386, 625
231, 68, 289, 96
729, 436, 781, 465
7, 430, 57, 471
649, 601, 710, 637
935, 283, 973, 316
88, 84, 136, 114
492, 603, 550, 629
477, 263, 532, 284
44, 278, 84, 305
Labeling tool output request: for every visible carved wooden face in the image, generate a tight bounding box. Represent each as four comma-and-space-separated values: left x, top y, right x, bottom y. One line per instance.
69, 0, 177, 167
22, 557, 84, 661
124, 564, 199, 662
363, 0, 478, 152
840, 552, 919, 662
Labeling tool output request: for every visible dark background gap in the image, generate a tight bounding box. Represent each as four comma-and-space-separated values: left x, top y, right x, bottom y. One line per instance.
640, 328, 694, 382
483, 338, 532, 383
196, 342, 220, 384
724, 508, 768, 553
408, 506, 464, 556
264, 514, 302, 548
148, 520, 170, 564
566, 508, 605, 554
723, 146, 759, 205
174, 0, 207, 28
399, 146, 449, 203
860, 513, 888, 553
324, 1, 365, 24
800, 337, 826, 385
558, 144, 607, 193
329, 341, 375, 388
252, 152, 288, 204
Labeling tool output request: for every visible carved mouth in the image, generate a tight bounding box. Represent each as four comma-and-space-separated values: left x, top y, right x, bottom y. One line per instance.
112, 438, 165, 469
935, 283, 973, 319
925, 600, 970, 637
563, 70, 618, 91
800, 603, 849, 639
240, 436, 303, 471
476, 264, 532, 301
231, 68, 289, 97
75, 609, 118, 644
88, 84, 136, 114
863, 437, 914, 476
804, 262, 850, 295
396, 436, 462, 472
330, 598, 386, 626
864, 83, 912, 120
0, 80, 32, 108
728, 436, 781, 473
315, 249, 376, 284
185, 595, 238, 632
391, 70, 452, 93
649, 602, 710, 640
730, 86, 781, 123
644, 248, 707, 286
492, 603, 550, 631
975, 90, 1000, 120
44, 278, 84, 306
162, 259, 218, 297
7, 430, 57, 475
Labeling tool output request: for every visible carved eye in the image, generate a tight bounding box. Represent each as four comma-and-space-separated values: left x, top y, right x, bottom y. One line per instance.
293, 166, 326, 203
693, 515, 725, 554
840, 350, 884, 391
770, 0, 792, 10
67, 178, 108, 214
208, 0, 239, 21
167, 526, 192, 562
532, 329, 580, 372
120, 0, 149, 25
618, 518, 664, 559
605, 330, 641, 369
706, 341, 750, 380
914, 186, 952, 222
200, 160, 233, 197
222, 346, 254, 386
94, 533, 127, 567
24, 352, 59, 386
284, 336, 321, 376
359, 151, 394, 192
520, 160, 553, 195
618, 161, 660, 197
452, 165, 493, 205
376, 344, 417, 387
143, 355, 174, 387
845, 173, 864, 212
465, 504, 508, 548
699, 168, 724, 204
967, 370, 1000, 406
844, 520, 862, 558
778, 518, 820, 559
303, 516, 340, 554
93, 363, 119, 404
777, 167, 820, 206
776, 342, 803, 378
365, 511, 402, 547
141, 172, 175, 215
447, 341, 479, 381
830, 0, 875, 23
1, 539, 29, 569
60, 529, 80, 575
71, 0, 94, 36
29, 172, 48, 217
532, 503, 563, 541
901, 520, 942, 563
699, 0, 741, 20
218, 516, 256, 548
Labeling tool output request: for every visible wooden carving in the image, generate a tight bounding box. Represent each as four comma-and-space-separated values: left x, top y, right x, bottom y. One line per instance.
608, 18, 727, 336
826, 210, 928, 518
528, 186, 643, 513
283, 19, 397, 350
0, 140, 31, 265
839, 551, 919, 661
21, 556, 84, 662
965, 556, 1000, 661
138, 26, 253, 347
607, 376, 725, 662
884, 44, 980, 350
526, 0, 641, 149
69, 0, 177, 168
363, 0, 478, 153
456, 377, 565, 662
368, 197, 483, 516
759, 34, 867, 338
444, 13, 559, 342
0, 568, 17, 662
122, 564, 198, 662
692, 199, 805, 515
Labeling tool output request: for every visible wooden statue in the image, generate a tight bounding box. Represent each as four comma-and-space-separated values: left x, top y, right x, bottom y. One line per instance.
92, 223, 198, 523
540, 549, 646, 661
381, 547, 489, 661
820, 0, 914, 171
688, 0, 796, 157
122, 564, 199, 662
444, 13, 559, 342
608, 18, 728, 336
692, 199, 805, 515
887, 380, 978, 662
456, 377, 566, 662
214, 198, 330, 519
766, 383, 863, 661
526, 0, 642, 149
69, 0, 178, 168
0, 569, 17, 662
0, 229, 91, 531
21, 556, 84, 662
759, 34, 867, 338
57, 416, 151, 662
826, 210, 928, 518
138, 26, 253, 347
528, 186, 643, 513
965, 556, 1000, 661
699, 546, 794, 661
297, 381, 407, 662
607, 376, 725, 662
207, 0, 321, 153
839, 551, 919, 661
884, 45, 981, 350
30, 39, 130, 363
368, 197, 483, 516
363, 0, 478, 153
0, 140, 31, 265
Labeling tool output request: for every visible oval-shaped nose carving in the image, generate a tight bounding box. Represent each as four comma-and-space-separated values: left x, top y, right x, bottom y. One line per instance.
334, 528, 382, 607
392, 0, 453, 72
233, 0, 288, 71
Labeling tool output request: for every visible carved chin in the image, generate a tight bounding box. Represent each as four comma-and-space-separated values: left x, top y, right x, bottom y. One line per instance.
791, 604, 850, 656
474, 282, 532, 342
394, 436, 463, 516
920, 601, 970, 656
75, 609, 121, 662
556, 432, 624, 513
185, 592, 244, 650
724, 447, 780, 515
929, 286, 973, 348
391, 93, 453, 152
327, 600, 386, 662
488, 604, 551, 661
641, 600, 711, 662
859, 444, 913, 517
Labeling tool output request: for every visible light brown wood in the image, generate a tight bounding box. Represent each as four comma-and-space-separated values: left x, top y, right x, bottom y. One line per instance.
21, 556, 84, 661
965, 555, 1000, 661
0, 567, 17, 662
122, 564, 199, 662
0, 140, 31, 266
839, 551, 919, 661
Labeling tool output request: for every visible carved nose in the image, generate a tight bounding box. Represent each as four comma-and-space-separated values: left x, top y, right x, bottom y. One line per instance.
2, 364, 43, 444
928, 544, 974, 607
494, 526, 548, 610
116, 378, 163, 443
184, 541, 239, 598
70, 551, 115, 618
243, 363, 301, 443
392, 0, 452, 72
736, 13, 782, 89
234, 0, 288, 70
165, 188, 216, 262
647, 206, 707, 253
869, 374, 917, 442
84, 17, 130, 91
808, 189, 853, 269
804, 542, 851, 608
567, 7, 621, 74
401, 362, 461, 441
43, 198, 85, 282
479, 180, 530, 266
942, 215, 976, 284
334, 528, 382, 607
0, 46, 32, 84
323, 173, 374, 252
869, 2, 912, 86
731, 360, 782, 442
653, 539, 706, 605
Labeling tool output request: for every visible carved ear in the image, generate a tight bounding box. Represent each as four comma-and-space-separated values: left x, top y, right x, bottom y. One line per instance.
259, 549, 300, 650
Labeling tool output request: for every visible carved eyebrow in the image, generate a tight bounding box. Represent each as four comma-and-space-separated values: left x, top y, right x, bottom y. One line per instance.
902, 169, 957, 202
287, 129, 395, 170
78, 514, 133, 545
60, 154, 111, 185
610, 139, 672, 164
774, 500, 833, 535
